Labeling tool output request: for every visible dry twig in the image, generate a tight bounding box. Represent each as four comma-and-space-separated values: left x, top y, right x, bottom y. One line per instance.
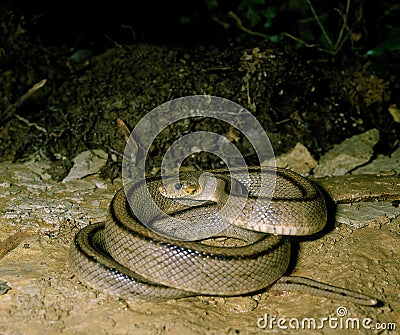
1, 79, 47, 126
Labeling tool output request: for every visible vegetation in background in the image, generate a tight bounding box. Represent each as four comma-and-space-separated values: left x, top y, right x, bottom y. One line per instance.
179, 0, 400, 61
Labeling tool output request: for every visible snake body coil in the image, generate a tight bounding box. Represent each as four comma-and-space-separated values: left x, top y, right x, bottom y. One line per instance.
69, 167, 377, 305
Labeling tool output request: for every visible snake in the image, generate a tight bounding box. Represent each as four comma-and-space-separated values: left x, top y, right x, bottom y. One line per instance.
69, 166, 378, 305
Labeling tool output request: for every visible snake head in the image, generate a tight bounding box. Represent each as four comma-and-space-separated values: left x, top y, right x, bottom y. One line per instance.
158, 179, 201, 199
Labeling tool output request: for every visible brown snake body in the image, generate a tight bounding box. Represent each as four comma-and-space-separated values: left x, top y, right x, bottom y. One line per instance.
69, 167, 378, 305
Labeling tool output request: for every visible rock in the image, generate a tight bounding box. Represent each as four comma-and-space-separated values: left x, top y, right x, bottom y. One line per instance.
388, 104, 400, 123
262, 142, 317, 175
23, 156, 52, 181
62, 150, 108, 183
63, 179, 97, 192
336, 202, 400, 228
312, 174, 400, 204
313, 128, 379, 177
352, 147, 400, 175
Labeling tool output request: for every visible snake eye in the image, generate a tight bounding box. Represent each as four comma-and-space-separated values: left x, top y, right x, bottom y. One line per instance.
174, 183, 183, 191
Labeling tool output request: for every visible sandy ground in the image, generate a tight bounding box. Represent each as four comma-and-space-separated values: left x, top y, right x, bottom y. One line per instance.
0, 161, 399, 335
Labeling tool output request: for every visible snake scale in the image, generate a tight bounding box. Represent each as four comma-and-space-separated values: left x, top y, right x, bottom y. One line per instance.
69, 166, 378, 305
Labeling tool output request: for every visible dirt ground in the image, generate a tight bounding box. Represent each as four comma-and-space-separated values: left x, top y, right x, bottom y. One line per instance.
0, 161, 399, 335
1, 4, 400, 335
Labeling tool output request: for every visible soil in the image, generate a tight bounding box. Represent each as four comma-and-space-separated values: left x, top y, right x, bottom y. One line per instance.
1, 7, 399, 179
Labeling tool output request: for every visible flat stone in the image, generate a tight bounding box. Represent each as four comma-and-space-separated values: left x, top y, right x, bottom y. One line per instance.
313, 174, 400, 203
353, 147, 400, 175
14, 169, 42, 182
63, 179, 97, 192
336, 202, 400, 228
62, 149, 108, 183
313, 128, 379, 177
23, 158, 52, 181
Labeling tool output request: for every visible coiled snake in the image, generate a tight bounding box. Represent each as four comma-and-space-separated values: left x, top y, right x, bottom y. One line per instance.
69, 167, 378, 305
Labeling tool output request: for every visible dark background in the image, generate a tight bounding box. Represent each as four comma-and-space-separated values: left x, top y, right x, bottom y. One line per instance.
5, 0, 400, 53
